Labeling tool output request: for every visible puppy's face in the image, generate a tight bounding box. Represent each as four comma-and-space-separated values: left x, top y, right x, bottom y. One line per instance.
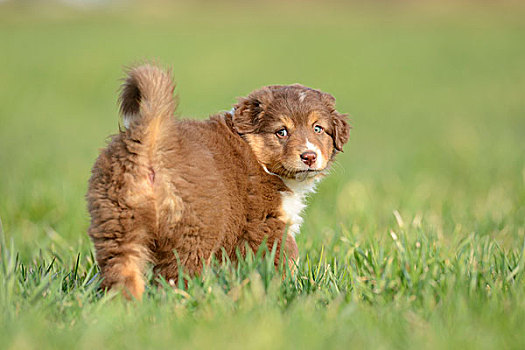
232, 85, 350, 180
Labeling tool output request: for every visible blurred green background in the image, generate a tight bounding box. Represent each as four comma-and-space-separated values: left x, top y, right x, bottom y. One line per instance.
0, 1, 524, 348
1, 0, 523, 255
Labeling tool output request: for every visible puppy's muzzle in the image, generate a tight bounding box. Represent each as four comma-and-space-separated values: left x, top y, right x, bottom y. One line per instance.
300, 151, 317, 167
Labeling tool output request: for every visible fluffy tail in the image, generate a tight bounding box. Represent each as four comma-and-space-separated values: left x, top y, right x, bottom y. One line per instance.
119, 64, 176, 129
118, 64, 177, 168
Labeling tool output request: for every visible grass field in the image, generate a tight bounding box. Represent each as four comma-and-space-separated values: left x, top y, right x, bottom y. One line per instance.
1, 1, 525, 349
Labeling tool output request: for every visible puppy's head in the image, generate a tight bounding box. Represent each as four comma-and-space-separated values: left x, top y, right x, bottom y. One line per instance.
232, 84, 350, 180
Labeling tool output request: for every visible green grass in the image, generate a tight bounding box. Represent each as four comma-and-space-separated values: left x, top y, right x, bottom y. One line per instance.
1, 1, 525, 349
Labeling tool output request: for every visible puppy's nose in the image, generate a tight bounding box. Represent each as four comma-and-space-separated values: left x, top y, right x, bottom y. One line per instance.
300, 151, 317, 167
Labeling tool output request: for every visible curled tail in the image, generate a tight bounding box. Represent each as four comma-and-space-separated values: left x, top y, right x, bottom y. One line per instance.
118, 64, 177, 166
119, 64, 177, 129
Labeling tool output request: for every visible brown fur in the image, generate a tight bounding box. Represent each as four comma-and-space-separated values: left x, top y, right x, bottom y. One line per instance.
86, 64, 350, 299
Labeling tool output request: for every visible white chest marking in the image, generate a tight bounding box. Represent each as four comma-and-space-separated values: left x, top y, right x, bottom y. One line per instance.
280, 178, 318, 237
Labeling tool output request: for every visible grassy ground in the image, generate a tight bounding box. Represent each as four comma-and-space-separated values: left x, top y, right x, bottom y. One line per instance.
1, 1, 524, 349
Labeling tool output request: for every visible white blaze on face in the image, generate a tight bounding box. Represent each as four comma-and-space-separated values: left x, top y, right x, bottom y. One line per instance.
305, 139, 324, 168
298, 92, 307, 103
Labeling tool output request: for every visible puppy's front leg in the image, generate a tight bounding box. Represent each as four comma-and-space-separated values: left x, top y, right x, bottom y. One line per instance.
244, 220, 299, 271
283, 234, 299, 274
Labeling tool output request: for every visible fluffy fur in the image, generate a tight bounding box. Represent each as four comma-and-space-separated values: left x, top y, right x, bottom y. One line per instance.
86, 64, 350, 299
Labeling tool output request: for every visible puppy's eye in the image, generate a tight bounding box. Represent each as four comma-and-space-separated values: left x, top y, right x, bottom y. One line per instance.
276, 128, 288, 138
314, 125, 324, 134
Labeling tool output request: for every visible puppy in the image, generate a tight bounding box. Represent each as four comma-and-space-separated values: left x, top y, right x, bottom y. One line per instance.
87, 64, 350, 299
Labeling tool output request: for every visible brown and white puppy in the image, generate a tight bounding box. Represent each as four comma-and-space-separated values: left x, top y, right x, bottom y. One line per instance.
86, 64, 350, 299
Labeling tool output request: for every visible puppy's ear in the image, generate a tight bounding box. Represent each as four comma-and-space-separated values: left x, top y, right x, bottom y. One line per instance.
322, 92, 350, 152
232, 87, 273, 134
